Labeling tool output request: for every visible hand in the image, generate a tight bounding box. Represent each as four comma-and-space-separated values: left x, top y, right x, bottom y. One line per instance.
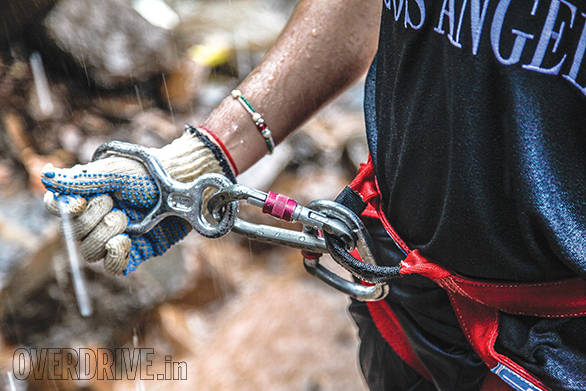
41, 126, 236, 275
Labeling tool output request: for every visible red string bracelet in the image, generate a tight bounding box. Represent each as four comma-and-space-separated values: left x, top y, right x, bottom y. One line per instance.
197, 126, 239, 176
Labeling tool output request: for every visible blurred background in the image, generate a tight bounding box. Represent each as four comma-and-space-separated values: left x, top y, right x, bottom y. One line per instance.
0, 0, 370, 389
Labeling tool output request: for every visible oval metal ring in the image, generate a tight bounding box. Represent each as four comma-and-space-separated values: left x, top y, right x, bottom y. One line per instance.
302, 255, 389, 301
191, 173, 239, 238
299, 203, 389, 302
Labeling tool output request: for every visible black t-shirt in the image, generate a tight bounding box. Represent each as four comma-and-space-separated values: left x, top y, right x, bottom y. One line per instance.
367, 0, 586, 281
360, 3, 586, 389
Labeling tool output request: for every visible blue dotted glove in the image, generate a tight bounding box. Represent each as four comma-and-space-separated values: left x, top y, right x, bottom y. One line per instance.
42, 126, 236, 275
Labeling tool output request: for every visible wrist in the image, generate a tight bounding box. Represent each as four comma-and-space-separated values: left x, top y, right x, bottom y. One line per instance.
200, 92, 275, 173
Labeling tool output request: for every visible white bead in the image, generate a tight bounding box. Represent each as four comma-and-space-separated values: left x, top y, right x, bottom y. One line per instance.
231, 89, 242, 98
261, 129, 271, 138
252, 112, 262, 122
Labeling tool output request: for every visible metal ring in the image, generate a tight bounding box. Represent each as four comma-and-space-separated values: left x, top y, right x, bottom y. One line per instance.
190, 173, 238, 238
307, 200, 376, 264
300, 221, 389, 301
302, 256, 388, 301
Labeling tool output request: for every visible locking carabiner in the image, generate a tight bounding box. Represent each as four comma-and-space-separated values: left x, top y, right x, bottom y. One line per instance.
301, 200, 390, 301
207, 184, 356, 252
208, 186, 391, 301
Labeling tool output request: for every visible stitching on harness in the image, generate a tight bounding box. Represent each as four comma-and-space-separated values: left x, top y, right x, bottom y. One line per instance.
445, 279, 586, 317
447, 293, 474, 347
451, 276, 576, 289
449, 294, 550, 391
488, 329, 550, 390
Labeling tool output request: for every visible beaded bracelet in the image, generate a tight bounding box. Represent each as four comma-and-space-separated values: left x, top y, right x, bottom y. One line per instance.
231, 89, 275, 154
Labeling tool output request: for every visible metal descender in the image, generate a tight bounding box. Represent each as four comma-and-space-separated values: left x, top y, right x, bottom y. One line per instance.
93, 141, 394, 301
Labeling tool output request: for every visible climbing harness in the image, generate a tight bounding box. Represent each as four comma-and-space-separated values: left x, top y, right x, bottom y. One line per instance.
335, 157, 586, 391
94, 141, 586, 391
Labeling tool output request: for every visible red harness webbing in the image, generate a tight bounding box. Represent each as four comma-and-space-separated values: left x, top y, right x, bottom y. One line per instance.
348, 158, 586, 391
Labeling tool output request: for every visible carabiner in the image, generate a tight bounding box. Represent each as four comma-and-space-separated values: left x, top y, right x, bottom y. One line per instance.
207, 184, 355, 251
302, 255, 388, 301
301, 200, 390, 301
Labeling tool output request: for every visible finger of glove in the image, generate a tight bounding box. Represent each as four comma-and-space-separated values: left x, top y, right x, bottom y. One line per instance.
71, 195, 114, 240
44, 192, 87, 217
80, 210, 127, 262
40, 158, 159, 208
104, 234, 131, 275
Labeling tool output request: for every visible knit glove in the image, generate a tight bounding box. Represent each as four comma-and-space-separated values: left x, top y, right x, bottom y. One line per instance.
41, 126, 236, 275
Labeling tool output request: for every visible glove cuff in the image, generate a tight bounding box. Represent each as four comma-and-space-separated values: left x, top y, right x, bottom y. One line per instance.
155, 125, 237, 185
186, 125, 237, 182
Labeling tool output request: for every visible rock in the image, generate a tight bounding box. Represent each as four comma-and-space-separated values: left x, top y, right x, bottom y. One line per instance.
0, 58, 31, 111
176, 1, 288, 53
0, 192, 57, 294
238, 141, 295, 191
72, 111, 113, 134
92, 94, 151, 120
0, 225, 212, 348
105, 109, 182, 148
175, 243, 366, 391
77, 136, 110, 163
161, 58, 207, 112
345, 133, 369, 170
133, 0, 180, 30
41, 0, 178, 88
0, 161, 18, 194
0, 0, 56, 44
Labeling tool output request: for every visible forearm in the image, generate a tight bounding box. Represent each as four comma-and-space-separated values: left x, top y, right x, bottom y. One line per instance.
202, 0, 381, 172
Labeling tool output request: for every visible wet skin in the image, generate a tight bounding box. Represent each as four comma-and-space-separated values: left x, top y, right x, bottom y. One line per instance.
202, 0, 381, 172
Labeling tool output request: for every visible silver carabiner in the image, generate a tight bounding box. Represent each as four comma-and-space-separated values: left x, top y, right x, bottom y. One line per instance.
302, 200, 389, 302
232, 219, 328, 253
207, 184, 355, 251
302, 256, 388, 301
92, 141, 238, 238
208, 184, 388, 301
208, 184, 354, 247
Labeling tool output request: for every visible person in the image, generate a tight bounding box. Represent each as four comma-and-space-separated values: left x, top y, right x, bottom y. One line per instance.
40, 1, 585, 390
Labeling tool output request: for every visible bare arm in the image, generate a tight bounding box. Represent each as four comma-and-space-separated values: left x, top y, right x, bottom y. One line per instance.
202, 0, 381, 172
